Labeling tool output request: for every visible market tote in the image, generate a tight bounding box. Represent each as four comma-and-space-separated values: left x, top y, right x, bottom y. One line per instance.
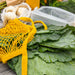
0, 17, 47, 75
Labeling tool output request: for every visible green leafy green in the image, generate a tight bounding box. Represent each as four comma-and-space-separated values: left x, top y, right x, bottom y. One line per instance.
41, 0, 57, 6
28, 25, 75, 52
15, 56, 22, 75
8, 55, 75, 75
0, 1, 7, 10
27, 50, 73, 63
7, 56, 19, 71
28, 25, 69, 46
53, 0, 75, 14
28, 57, 75, 75
40, 31, 75, 51
8, 24, 75, 75
28, 33, 60, 46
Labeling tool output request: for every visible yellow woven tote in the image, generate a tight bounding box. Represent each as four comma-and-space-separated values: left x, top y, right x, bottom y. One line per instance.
0, 17, 47, 75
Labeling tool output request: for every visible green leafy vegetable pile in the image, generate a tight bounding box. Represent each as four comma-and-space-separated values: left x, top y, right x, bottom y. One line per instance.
0, 1, 7, 11
7, 24, 75, 75
53, 0, 75, 14
7, 0, 75, 75
40, 0, 57, 6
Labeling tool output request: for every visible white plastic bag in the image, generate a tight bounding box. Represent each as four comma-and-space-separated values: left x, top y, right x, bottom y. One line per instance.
15, 3, 31, 18
31, 6, 75, 26
1, 3, 31, 20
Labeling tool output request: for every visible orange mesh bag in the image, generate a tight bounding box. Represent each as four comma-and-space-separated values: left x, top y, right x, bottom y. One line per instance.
0, 17, 47, 75
26, 0, 40, 10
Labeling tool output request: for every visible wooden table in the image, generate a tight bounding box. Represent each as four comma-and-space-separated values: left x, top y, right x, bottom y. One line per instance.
0, 63, 16, 75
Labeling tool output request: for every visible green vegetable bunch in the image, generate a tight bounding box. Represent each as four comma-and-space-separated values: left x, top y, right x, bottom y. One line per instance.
0, 1, 7, 10
40, 0, 57, 6
0, 1, 7, 13
8, 24, 75, 75
53, 0, 75, 14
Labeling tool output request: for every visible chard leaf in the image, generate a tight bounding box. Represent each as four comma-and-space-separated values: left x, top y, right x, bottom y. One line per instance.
8, 49, 75, 70
38, 46, 62, 52
27, 50, 73, 63
40, 31, 75, 51
13, 56, 75, 75
15, 56, 22, 75
28, 25, 69, 46
28, 57, 75, 75
28, 33, 60, 46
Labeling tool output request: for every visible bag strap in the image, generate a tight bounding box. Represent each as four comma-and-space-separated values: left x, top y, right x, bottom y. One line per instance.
34, 21, 48, 30
19, 17, 34, 27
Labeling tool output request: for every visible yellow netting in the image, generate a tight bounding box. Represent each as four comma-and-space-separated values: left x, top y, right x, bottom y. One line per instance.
0, 17, 47, 75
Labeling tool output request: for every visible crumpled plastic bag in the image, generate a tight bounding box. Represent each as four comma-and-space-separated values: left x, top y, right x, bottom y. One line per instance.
31, 6, 75, 26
